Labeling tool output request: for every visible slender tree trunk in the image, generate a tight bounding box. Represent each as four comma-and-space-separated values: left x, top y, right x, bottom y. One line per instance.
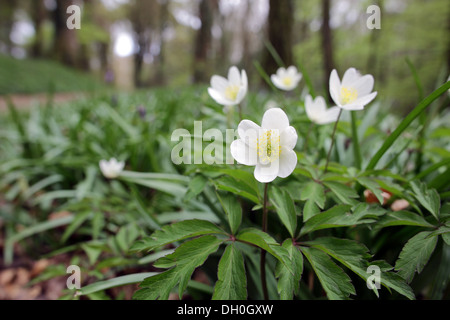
242, 0, 253, 70
0, 0, 16, 54
52, 0, 80, 67
155, 0, 170, 85
193, 0, 216, 83
31, 0, 47, 58
321, 0, 335, 102
263, 0, 294, 75
134, 33, 148, 87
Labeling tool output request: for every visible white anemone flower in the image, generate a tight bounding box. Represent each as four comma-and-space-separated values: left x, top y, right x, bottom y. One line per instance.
208, 66, 248, 107
305, 95, 341, 125
230, 108, 298, 183
271, 66, 302, 91
329, 68, 377, 111
99, 158, 125, 179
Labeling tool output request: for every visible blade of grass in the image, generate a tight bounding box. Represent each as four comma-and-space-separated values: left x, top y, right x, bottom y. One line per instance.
366, 81, 450, 171
4, 215, 74, 265
351, 111, 362, 170
264, 40, 285, 68
413, 159, 450, 181
406, 57, 426, 174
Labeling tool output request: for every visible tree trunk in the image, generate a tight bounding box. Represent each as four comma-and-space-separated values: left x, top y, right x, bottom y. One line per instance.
52, 0, 80, 67
154, 0, 170, 85
0, 0, 16, 54
31, 0, 47, 58
321, 0, 335, 102
263, 0, 294, 75
193, 0, 217, 83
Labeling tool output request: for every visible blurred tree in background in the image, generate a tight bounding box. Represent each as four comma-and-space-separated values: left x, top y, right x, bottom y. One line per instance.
0, 0, 448, 113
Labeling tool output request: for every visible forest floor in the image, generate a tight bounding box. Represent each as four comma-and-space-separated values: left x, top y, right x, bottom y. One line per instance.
0, 92, 86, 112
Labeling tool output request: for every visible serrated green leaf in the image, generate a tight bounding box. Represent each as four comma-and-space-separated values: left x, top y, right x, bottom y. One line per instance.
269, 186, 297, 237
214, 176, 260, 204
184, 175, 208, 201
305, 237, 378, 297
370, 261, 415, 300
61, 211, 91, 243
395, 231, 438, 283
301, 247, 355, 300
323, 181, 359, 205
276, 239, 303, 300
300, 204, 386, 236
134, 235, 223, 300
236, 228, 293, 273
376, 211, 435, 229
443, 232, 450, 246
219, 168, 260, 195
303, 199, 320, 222
212, 244, 247, 300
300, 181, 325, 209
216, 192, 242, 235
410, 181, 440, 220
130, 219, 226, 253
115, 223, 140, 253
357, 177, 384, 204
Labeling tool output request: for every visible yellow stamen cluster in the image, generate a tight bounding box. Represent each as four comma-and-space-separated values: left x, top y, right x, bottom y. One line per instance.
282, 77, 293, 87
257, 129, 281, 163
340, 87, 358, 104
225, 85, 240, 101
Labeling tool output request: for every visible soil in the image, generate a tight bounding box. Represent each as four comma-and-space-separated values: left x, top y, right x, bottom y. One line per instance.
0, 92, 86, 112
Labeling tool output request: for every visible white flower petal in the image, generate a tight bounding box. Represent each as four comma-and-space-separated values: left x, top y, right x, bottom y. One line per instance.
228, 66, 241, 86
329, 69, 341, 106
276, 67, 286, 77
238, 120, 260, 146
323, 106, 341, 124
286, 66, 298, 76
304, 95, 315, 119
235, 86, 247, 104
271, 75, 286, 90
342, 68, 360, 87
352, 75, 374, 97
99, 158, 124, 179
231, 139, 258, 166
277, 147, 297, 178
254, 161, 279, 183
280, 126, 298, 149
317, 106, 341, 124
261, 108, 290, 130
241, 69, 248, 91
294, 73, 303, 83
210, 75, 229, 92
208, 87, 234, 106
339, 91, 378, 110
338, 103, 365, 111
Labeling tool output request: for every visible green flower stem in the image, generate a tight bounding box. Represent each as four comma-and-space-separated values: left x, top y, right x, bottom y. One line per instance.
260, 183, 269, 300
303, 122, 315, 153
351, 111, 362, 169
324, 108, 343, 173
238, 103, 243, 122
226, 106, 234, 129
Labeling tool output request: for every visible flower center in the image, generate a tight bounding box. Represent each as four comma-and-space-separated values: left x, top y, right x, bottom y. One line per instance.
340, 87, 358, 104
282, 76, 293, 87
225, 85, 240, 101
257, 129, 281, 164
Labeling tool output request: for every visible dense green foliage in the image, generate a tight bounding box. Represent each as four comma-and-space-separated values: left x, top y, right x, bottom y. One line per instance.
1, 69, 448, 300
0, 55, 104, 95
